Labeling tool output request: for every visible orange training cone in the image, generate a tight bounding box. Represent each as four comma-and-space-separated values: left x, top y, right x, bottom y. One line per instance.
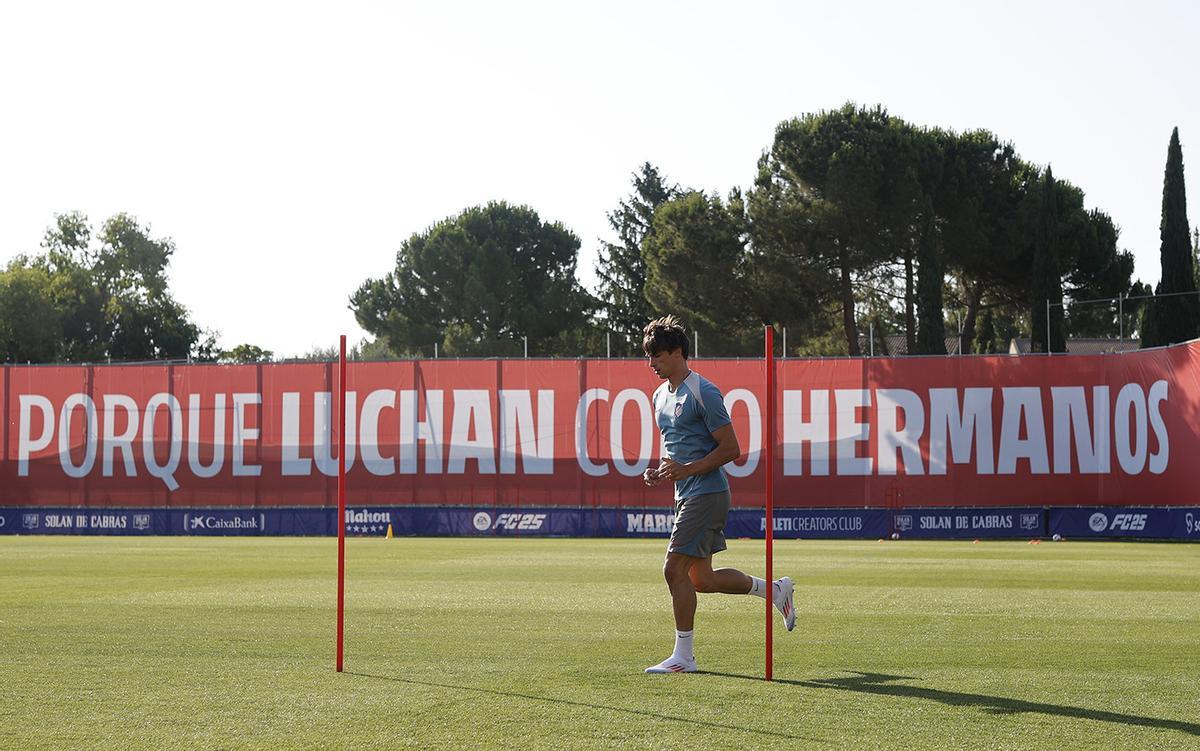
386, 523, 393, 539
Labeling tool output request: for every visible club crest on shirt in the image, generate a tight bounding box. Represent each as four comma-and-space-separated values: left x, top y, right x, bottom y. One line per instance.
674, 400, 684, 417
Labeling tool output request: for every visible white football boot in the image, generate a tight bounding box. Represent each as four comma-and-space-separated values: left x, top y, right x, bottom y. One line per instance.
644, 655, 698, 673
773, 576, 796, 632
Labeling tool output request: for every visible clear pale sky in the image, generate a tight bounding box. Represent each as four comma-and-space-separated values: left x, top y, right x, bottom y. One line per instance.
2, 0, 1197, 356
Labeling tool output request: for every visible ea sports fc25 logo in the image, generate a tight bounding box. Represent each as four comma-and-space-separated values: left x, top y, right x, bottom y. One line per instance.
472, 512, 547, 532
1088, 512, 1147, 532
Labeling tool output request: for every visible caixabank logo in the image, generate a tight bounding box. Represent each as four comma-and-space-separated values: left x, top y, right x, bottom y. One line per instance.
183, 513, 266, 532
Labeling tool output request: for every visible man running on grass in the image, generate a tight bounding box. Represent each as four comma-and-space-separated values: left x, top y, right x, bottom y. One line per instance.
641, 315, 795, 674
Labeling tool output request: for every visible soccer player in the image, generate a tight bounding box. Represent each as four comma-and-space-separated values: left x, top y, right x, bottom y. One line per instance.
640, 315, 795, 674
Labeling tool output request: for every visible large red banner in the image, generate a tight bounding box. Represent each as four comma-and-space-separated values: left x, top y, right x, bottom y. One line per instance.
3, 342, 1198, 508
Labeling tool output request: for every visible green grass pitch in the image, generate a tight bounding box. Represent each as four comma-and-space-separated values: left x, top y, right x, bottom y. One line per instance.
2, 536, 1199, 750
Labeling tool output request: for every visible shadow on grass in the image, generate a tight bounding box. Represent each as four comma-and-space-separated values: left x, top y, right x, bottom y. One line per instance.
699, 670, 1200, 737
345, 671, 823, 743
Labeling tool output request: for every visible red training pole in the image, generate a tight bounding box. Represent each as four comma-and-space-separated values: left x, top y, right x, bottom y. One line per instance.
336, 334, 347, 672
764, 325, 774, 682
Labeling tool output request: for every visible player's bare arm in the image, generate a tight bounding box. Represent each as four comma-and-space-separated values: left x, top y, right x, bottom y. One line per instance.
657, 424, 740, 481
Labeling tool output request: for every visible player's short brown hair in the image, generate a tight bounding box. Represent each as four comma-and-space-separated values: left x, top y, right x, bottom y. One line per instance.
642, 315, 689, 358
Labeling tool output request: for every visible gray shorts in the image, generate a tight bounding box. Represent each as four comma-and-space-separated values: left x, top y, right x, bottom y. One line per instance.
668, 490, 732, 558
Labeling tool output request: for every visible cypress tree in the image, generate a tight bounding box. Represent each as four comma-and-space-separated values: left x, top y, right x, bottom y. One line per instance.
1143, 128, 1199, 347
973, 307, 996, 354
595, 163, 675, 352
1193, 228, 1199, 290
914, 197, 946, 355
1030, 168, 1066, 353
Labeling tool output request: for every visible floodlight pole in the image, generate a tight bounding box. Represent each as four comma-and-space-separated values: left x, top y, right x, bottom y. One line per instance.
336, 335, 347, 672
764, 325, 775, 682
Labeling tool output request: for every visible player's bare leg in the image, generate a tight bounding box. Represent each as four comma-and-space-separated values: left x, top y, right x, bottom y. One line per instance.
687, 555, 752, 594
689, 555, 797, 632
645, 552, 700, 673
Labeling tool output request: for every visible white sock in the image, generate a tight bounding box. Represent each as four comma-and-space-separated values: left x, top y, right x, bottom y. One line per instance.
673, 629, 694, 661
747, 577, 769, 599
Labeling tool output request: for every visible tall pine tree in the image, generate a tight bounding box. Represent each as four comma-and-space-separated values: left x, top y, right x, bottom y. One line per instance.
1030, 168, 1066, 353
1142, 128, 1200, 347
914, 196, 946, 354
594, 163, 676, 352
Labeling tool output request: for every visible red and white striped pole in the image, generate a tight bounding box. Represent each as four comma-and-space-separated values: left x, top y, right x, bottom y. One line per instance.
764, 325, 775, 682
336, 334, 347, 672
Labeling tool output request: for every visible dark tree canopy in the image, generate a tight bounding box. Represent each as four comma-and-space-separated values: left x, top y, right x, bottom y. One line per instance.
754, 104, 924, 355
595, 163, 677, 353
0, 212, 203, 363
642, 190, 759, 355
914, 197, 946, 355
1029, 168, 1066, 353
351, 202, 596, 357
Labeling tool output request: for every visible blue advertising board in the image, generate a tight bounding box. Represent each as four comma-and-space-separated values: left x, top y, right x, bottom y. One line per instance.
889, 507, 1044, 539
1, 506, 1195, 540
1048, 507, 1200, 540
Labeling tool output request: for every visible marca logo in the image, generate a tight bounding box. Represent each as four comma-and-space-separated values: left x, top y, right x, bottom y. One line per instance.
1108, 513, 1147, 531
23, 514, 39, 530
1186, 512, 1198, 535
133, 514, 151, 531
1020, 513, 1040, 530
894, 515, 913, 532
627, 513, 674, 534
493, 513, 547, 531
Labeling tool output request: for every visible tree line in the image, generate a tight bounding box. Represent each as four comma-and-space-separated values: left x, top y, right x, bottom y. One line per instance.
2, 104, 1197, 363
355, 106, 1199, 358
0, 212, 285, 364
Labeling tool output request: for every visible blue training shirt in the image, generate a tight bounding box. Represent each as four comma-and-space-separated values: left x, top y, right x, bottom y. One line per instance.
652, 370, 732, 500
